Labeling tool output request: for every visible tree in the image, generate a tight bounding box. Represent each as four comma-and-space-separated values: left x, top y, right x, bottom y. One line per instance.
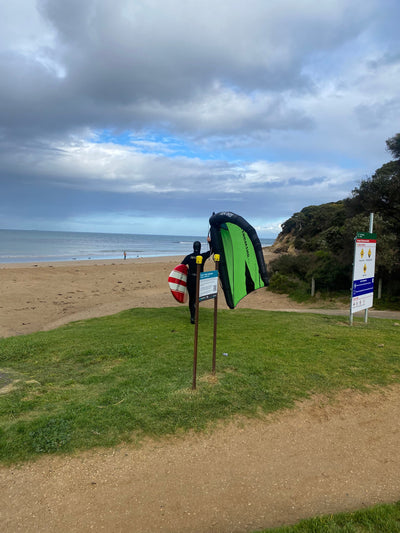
386, 133, 400, 161
351, 161, 400, 231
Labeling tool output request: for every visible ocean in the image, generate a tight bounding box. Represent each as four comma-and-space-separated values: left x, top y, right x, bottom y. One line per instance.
0, 229, 275, 264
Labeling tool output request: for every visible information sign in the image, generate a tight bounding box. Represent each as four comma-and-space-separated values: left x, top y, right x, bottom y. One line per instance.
351, 232, 376, 312
199, 270, 218, 302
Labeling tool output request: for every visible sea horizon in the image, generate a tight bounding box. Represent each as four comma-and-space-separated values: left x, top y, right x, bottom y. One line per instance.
0, 228, 276, 264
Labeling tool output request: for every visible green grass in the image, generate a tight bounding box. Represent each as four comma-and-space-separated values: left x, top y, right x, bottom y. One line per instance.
0, 307, 399, 464
261, 501, 400, 532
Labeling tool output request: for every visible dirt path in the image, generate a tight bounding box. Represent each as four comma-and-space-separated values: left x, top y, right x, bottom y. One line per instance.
1, 255, 400, 531
1, 386, 400, 532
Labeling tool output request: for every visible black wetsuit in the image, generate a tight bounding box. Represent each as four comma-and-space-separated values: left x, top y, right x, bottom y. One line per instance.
182, 249, 212, 322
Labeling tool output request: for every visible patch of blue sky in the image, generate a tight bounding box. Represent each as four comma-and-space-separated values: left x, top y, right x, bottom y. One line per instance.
130, 132, 200, 158
89, 128, 246, 162
90, 129, 133, 146
89, 129, 205, 158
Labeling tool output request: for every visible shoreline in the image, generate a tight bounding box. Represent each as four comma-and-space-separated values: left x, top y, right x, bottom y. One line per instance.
0, 246, 275, 269
0, 255, 184, 270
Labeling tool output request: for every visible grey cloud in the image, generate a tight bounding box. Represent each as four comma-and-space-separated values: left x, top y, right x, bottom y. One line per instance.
286, 176, 326, 187
354, 98, 400, 130
2, 0, 375, 141
367, 52, 400, 71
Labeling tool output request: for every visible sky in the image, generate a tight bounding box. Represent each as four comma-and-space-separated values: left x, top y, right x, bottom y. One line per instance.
1, 0, 399, 238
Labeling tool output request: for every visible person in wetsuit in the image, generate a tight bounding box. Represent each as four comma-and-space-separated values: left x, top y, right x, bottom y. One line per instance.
182, 239, 212, 323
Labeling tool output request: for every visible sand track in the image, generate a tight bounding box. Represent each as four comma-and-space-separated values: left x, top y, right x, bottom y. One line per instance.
1, 387, 400, 532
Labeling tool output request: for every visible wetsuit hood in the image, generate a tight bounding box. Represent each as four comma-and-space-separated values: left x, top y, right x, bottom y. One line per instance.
193, 241, 201, 254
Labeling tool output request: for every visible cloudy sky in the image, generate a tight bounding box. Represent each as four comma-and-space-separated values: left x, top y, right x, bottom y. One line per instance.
1, 0, 399, 237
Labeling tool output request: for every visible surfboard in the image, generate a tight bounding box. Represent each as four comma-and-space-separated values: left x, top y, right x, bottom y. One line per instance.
168, 263, 188, 303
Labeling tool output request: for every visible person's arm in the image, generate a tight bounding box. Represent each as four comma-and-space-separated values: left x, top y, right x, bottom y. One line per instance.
206, 236, 212, 257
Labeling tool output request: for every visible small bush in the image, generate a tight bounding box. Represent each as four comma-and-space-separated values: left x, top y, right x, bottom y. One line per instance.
268, 273, 310, 302
268, 272, 298, 293
269, 253, 317, 281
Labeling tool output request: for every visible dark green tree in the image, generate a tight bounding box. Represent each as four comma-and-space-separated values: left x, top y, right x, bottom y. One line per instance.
350, 161, 400, 233
386, 133, 400, 160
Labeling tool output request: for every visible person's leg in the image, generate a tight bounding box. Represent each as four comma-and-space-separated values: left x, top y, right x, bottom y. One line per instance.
187, 276, 196, 323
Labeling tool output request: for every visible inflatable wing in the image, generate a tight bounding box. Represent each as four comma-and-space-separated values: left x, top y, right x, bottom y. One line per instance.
209, 212, 269, 309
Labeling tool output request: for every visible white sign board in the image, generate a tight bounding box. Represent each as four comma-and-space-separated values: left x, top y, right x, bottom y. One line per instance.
351, 233, 376, 312
199, 270, 218, 302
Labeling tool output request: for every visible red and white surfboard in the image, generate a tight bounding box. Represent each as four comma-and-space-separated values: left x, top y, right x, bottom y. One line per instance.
168, 263, 188, 303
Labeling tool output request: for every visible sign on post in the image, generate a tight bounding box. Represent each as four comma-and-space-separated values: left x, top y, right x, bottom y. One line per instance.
199, 270, 218, 302
351, 232, 377, 314
193, 266, 220, 389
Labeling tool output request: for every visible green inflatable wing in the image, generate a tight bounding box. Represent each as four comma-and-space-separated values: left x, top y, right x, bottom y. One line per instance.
209, 212, 269, 309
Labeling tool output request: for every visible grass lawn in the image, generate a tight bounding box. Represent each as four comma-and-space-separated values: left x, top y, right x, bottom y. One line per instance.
262, 501, 400, 532
0, 307, 399, 464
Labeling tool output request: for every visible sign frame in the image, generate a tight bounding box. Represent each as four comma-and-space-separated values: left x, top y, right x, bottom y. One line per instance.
199, 270, 218, 302
350, 232, 377, 318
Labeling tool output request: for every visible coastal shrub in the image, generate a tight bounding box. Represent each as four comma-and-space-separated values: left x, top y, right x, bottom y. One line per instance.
268, 272, 310, 302
268, 272, 298, 293
312, 250, 351, 290
268, 253, 317, 281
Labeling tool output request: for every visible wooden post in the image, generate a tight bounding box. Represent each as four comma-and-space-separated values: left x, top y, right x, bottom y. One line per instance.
212, 254, 220, 375
311, 277, 315, 297
192, 256, 203, 390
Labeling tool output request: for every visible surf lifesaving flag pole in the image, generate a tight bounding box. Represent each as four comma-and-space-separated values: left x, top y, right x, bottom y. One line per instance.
192, 255, 203, 390
192, 252, 220, 389
212, 254, 220, 375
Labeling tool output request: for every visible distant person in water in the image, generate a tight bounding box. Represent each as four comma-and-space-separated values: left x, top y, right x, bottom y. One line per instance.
182, 238, 212, 323
123, 251, 127, 260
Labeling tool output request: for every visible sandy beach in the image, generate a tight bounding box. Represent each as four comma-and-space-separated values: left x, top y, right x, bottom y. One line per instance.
0, 249, 312, 338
